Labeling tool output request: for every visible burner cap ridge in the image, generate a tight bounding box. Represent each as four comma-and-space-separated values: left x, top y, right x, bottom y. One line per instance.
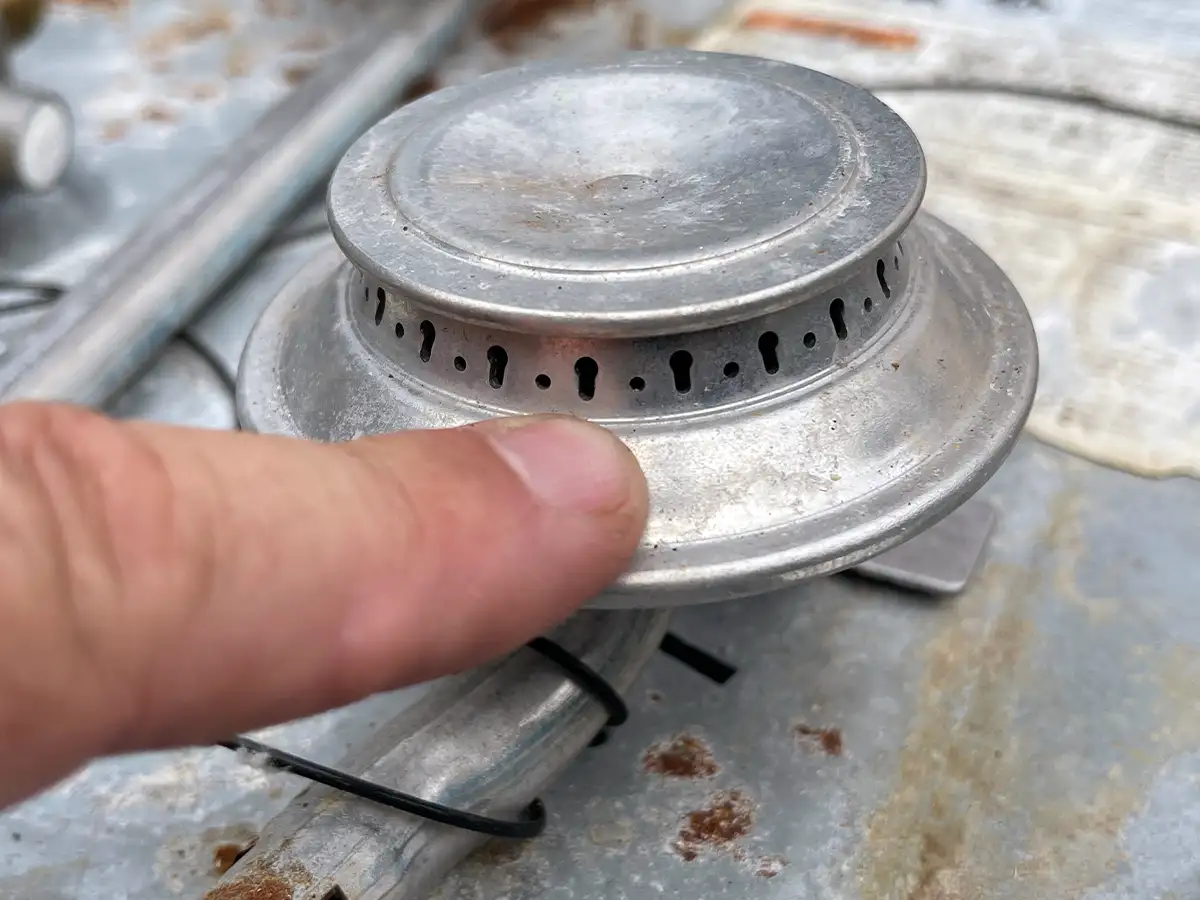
328, 49, 926, 338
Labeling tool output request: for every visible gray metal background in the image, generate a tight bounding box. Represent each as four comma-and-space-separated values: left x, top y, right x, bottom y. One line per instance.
2, 1, 1199, 898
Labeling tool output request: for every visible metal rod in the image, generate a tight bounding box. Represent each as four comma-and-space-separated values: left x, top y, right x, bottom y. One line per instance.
0, 0, 476, 406
203, 609, 670, 900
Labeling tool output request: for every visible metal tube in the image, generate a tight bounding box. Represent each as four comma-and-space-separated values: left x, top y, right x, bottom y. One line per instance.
0, 0, 476, 406
0, 82, 73, 193
203, 609, 670, 900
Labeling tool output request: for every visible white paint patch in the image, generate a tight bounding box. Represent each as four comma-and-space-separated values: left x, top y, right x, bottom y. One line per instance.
695, 0, 1200, 478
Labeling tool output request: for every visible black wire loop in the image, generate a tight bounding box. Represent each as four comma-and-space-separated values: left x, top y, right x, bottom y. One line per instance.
525, 636, 628, 727
216, 636, 626, 840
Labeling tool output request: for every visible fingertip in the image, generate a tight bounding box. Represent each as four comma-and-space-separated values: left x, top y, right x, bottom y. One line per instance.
479, 415, 648, 520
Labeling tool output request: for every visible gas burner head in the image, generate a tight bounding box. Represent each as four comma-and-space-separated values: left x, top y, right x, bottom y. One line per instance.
238, 50, 1038, 608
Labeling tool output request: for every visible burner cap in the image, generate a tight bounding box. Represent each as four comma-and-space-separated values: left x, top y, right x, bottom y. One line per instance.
237, 50, 1038, 608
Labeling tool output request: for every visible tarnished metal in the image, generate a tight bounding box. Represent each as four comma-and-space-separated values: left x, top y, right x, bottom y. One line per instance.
0, 81, 72, 192
205, 610, 669, 900
0, 0, 72, 194
238, 50, 1039, 608
0, 0, 477, 406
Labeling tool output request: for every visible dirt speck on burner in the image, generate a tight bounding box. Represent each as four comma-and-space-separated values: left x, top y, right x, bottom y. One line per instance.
794, 723, 843, 757
673, 789, 754, 861
643, 734, 719, 779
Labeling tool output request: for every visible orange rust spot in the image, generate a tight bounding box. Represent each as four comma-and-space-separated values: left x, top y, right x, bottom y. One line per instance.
212, 838, 256, 876
203, 861, 312, 900
642, 734, 720, 779
739, 11, 919, 50
794, 723, 843, 757
673, 789, 754, 861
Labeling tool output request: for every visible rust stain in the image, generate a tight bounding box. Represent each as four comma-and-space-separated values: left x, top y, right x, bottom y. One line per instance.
857, 555, 1035, 900
642, 734, 720, 778
226, 41, 254, 78
203, 861, 312, 900
467, 838, 527, 866
100, 120, 129, 141
212, 838, 256, 876
2, 0, 44, 41
286, 30, 330, 52
281, 63, 315, 87
794, 723, 844, 757
627, 8, 649, 49
185, 82, 221, 102
480, 0, 597, 52
140, 102, 177, 123
739, 11, 920, 50
138, 6, 233, 56
673, 789, 754, 861
856, 483, 1153, 900
755, 854, 788, 878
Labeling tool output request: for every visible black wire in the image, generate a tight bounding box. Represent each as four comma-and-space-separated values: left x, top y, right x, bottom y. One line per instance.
216, 637, 627, 839
219, 734, 547, 839
525, 637, 628, 727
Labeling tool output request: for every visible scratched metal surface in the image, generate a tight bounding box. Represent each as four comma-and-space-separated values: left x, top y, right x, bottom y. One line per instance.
2, 1, 1200, 898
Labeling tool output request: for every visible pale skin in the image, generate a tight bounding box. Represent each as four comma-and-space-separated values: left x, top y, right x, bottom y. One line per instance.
0, 403, 648, 809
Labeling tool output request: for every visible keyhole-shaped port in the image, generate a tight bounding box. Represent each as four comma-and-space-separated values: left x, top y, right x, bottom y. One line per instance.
877, 260, 891, 299
758, 332, 780, 375
374, 288, 386, 326
669, 350, 693, 393
419, 321, 436, 362
830, 298, 848, 340
575, 357, 598, 401
487, 346, 508, 388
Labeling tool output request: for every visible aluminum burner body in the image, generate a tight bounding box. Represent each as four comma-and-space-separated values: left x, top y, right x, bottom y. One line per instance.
238, 50, 1038, 608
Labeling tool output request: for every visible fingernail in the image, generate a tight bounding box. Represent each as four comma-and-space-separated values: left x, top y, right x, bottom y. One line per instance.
484, 417, 640, 515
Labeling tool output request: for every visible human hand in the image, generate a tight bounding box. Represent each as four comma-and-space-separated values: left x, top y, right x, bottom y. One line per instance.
0, 403, 647, 809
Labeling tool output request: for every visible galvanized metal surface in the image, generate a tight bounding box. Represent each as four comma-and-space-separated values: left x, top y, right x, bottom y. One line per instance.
697, 0, 1200, 482
429, 438, 1200, 900
0, 1, 1199, 899
0, 0, 476, 406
